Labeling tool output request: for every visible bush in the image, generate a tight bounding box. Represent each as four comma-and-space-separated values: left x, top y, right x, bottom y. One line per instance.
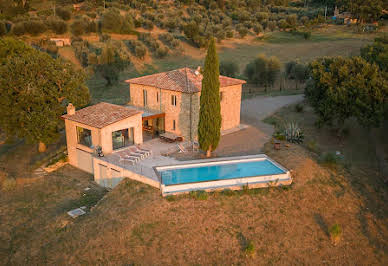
329, 224, 342, 245
71, 19, 86, 36
0, 21, 7, 36
284, 122, 304, 143
273, 131, 286, 141
138, 33, 159, 51
236, 25, 248, 38
220, 61, 239, 78
303, 31, 311, 40
244, 240, 255, 256
156, 46, 168, 58
142, 19, 154, 30
135, 44, 147, 59
56, 7, 72, 21
253, 23, 263, 35
2, 178, 17, 191
171, 39, 180, 48
189, 190, 208, 200
320, 152, 338, 166
267, 21, 276, 31
295, 103, 304, 113
226, 30, 234, 38
101, 10, 134, 34
48, 18, 67, 34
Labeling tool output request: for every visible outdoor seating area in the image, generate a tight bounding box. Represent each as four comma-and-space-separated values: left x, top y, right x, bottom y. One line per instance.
160, 132, 183, 143
115, 145, 152, 165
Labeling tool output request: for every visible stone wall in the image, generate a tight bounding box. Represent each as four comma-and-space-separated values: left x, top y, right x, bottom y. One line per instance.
129, 83, 242, 141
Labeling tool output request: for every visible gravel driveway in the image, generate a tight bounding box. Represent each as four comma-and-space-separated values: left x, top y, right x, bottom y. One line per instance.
241, 94, 304, 125
214, 94, 304, 155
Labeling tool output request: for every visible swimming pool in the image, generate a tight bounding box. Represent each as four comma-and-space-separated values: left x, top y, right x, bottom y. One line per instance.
155, 155, 292, 195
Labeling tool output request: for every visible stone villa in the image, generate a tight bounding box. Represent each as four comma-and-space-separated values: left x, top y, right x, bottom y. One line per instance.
62, 68, 246, 187
126, 67, 246, 141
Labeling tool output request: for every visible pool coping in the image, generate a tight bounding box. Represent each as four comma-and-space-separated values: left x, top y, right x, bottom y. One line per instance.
152, 154, 291, 195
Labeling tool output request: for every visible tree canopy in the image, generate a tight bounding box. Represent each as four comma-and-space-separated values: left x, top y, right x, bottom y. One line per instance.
305, 56, 388, 129
198, 38, 221, 157
0, 38, 90, 150
361, 35, 388, 73
244, 54, 281, 91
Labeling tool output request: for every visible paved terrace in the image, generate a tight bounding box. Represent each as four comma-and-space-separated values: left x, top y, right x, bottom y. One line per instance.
97, 139, 187, 183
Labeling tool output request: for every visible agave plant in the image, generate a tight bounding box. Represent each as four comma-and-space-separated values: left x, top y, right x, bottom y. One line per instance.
284, 122, 304, 143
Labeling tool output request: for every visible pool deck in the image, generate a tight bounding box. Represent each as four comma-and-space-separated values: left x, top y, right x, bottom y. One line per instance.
154, 154, 292, 196
94, 138, 292, 194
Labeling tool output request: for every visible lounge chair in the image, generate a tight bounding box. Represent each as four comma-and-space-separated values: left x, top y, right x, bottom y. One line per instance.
117, 154, 136, 165
135, 145, 152, 156
128, 147, 145, 159
177, 143, 186, 153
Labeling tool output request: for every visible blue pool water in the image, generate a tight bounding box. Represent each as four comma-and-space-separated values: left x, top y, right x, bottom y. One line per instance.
160, 159, 285, 186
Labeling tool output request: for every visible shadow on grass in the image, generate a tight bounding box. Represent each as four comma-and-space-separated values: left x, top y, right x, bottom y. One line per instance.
314, 213, 329, 238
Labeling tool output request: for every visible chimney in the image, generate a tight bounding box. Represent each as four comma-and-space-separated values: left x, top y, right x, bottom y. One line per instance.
195, 66, 201, 75
67, 103, 75, 115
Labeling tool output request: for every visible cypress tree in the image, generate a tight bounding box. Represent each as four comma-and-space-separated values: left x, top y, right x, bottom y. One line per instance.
198, 38, 221, 157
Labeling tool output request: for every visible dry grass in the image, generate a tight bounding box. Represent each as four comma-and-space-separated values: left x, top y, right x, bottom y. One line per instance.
57, 47, 82, 69
1, 126, 387, 264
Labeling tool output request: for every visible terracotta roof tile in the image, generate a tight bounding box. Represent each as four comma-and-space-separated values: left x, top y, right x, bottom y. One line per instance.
61, 102, 142, 128
125, 67, 246, 93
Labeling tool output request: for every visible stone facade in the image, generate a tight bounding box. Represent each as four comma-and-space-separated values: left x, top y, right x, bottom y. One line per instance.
129, 83, 242, 141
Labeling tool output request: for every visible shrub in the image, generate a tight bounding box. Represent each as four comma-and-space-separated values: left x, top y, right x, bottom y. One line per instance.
267, 21, 276, 31
19, 20, 46, 36
320, 152, 338, 166
170, 39, 180, 48
226, 30, 234, 38
56, 7, 72, 21
295, 103, 304, 112
220, 61, 239, 78
244, 240, 255, 256
273, 131, 286, 141
189, 190, 208, 200
48, 18, 67, 34
101, 10, 134, 34
329, 224, 342, 245
139, 33, 160, 51
2, 178, 17, 191
156, 46, 168, 58
86, 12, 97, 19
284, 122, 304, 143
303, 31, 311, 40
0, 21, 6, 36
236, 25, 248, 38
253, 23, 263, 35
71, 19, 86, 36
135, 44, 147, 59
142, 19, 154, 30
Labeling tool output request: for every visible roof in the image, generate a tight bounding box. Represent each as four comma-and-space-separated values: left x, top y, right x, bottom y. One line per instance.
125, 67, 246, 93
61, 102, 142, 128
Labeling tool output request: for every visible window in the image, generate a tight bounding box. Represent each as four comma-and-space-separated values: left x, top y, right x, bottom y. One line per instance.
77, 127, 92, 148
171, 95, 177, 106
156, 92, 159, 103
172, 120, 176, 130
112, 128, 134, 150
143, 89, 148, 106
220, 91, 224, 101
